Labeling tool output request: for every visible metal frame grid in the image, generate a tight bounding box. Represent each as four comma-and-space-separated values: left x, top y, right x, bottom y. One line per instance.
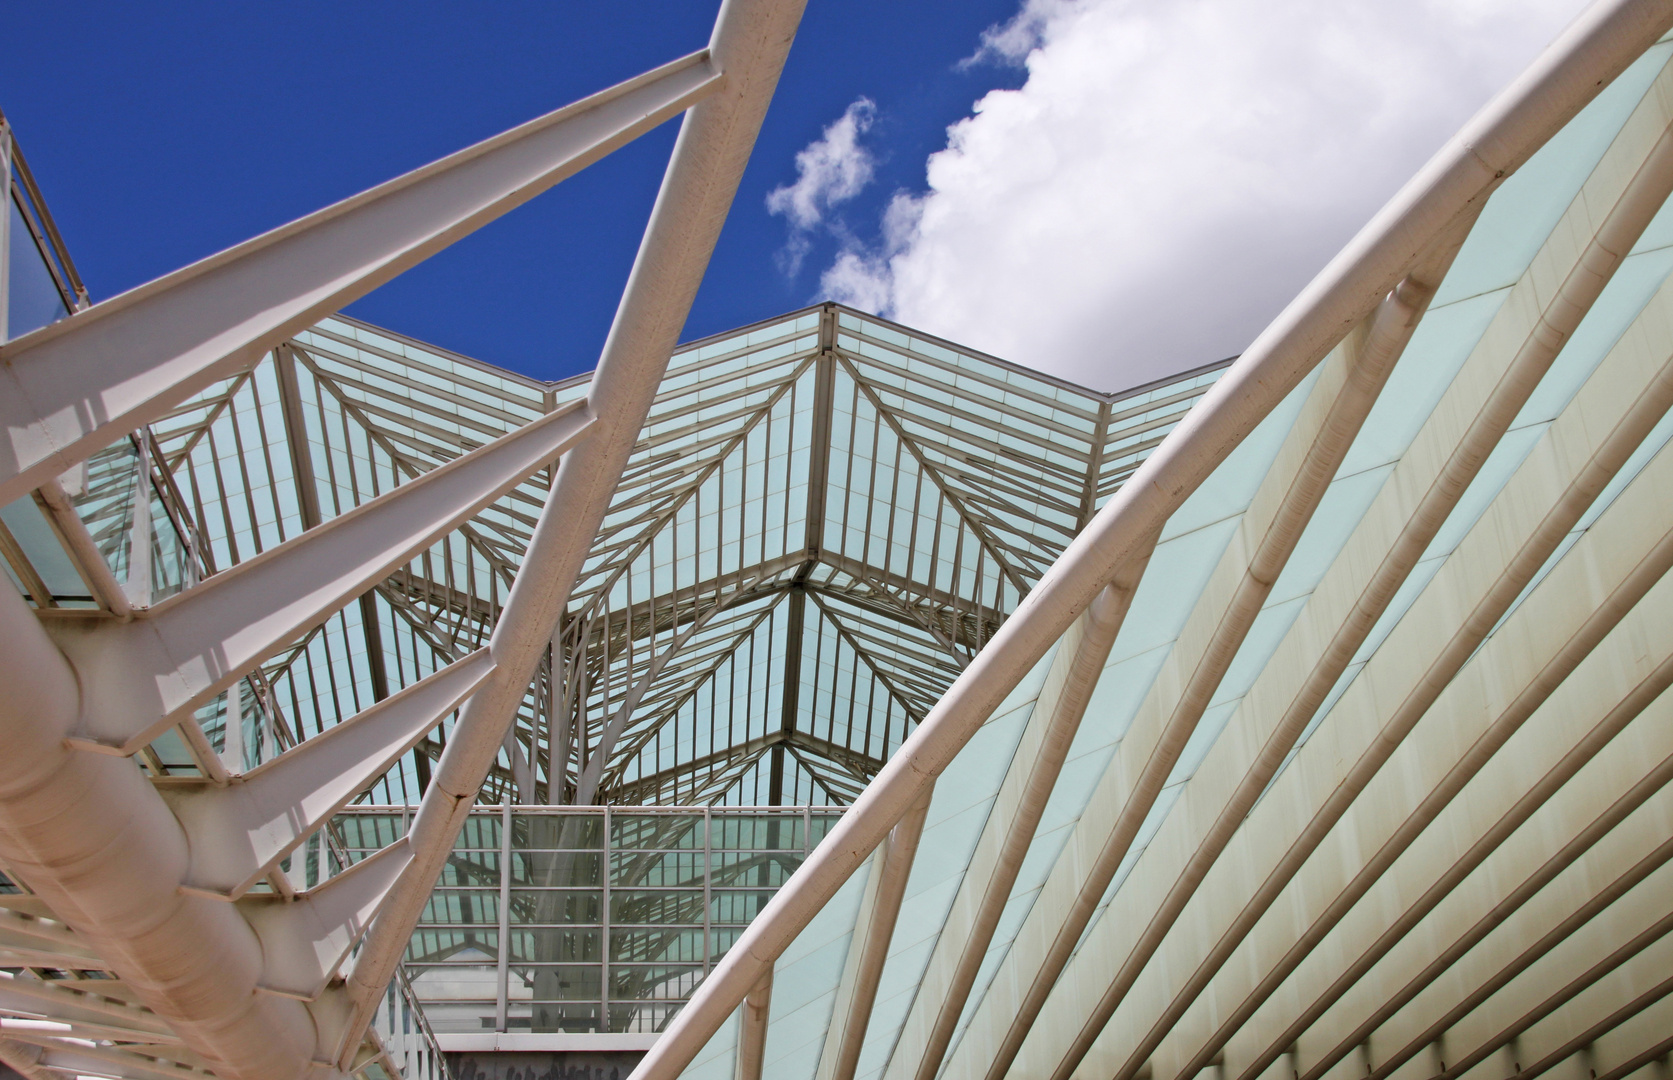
327, 805, 840, 1037
0, 8, 810, 1078
34, 304, 1220, 809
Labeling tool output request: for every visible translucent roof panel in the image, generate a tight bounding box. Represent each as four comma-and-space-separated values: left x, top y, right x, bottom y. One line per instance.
680, 32, 1673, 1080
118, 304, 1221, 806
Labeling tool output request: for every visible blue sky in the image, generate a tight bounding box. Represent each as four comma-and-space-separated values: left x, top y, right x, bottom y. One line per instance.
1, 2, 1024, 382
6, 2, 1595, 390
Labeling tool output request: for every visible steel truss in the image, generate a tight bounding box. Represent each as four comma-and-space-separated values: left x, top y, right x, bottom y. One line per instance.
634, 4, 1673, 1080
101, 303, 1221, 812
0, 2, 806, 1079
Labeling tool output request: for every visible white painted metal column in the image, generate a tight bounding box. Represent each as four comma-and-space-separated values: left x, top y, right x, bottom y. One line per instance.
628, 3, 1673, 1076
341, 0, 807, 1059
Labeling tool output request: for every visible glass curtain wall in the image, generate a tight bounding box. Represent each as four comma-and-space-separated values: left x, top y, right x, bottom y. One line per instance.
330, 806, 841, 1036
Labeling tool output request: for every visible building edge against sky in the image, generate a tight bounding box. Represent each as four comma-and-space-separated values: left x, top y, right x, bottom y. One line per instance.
5, 4, 1673, 1080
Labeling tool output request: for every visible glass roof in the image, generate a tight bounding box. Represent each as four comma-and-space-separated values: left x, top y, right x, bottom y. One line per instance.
668, 34, 1673, 1080
4, 303, 1223, 806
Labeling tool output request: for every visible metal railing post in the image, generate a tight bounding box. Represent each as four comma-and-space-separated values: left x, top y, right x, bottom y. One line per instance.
601, 805, 612, 1033
496, 803, 512, 1033
703, 807, 713, 976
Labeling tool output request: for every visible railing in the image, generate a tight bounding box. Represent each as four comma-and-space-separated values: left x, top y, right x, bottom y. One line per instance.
367, 966, 454, 1080
332, 805, 843, 1036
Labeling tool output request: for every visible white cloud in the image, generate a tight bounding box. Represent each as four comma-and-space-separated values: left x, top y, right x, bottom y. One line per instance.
824, 0, 1591, 389
767, 98, 879, 275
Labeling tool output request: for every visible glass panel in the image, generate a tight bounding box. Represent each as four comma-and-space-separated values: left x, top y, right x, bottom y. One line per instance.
146, 482, 191, 602
506, 927, 600, 964
1, 495, 89, 601
611, 849, 703, 886
514, 851, 601, 888
610, 889, 706, 926
611, 813, 704, 850
7, 199, 69, 341
709, 813, 805, 850
405, 958, 496, 1034
517, 965, 603, 1005
609, 965, 702, 1001
610, 928, 705, 964
515, 813, 602, 851
70, 439, 141, 584
509, 889, 602, 926
407, 929, 498, 963
420, 889, 498, 925
708, 889, 777, 926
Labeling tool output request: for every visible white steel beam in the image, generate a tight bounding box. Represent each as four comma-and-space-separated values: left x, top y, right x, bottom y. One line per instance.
160, 649, 491, 899
0, 53, 720, 507
240, 840, 415, 1002
0, 577, 328, 1080
1235, 647, 1673, 1080
1218, 266, 1673, 1080
630, 5, 1673, 1076
0, 973, 177, 1044
973, 253, 1443, 1080
1368, 833, 1673, 1080
0, 913, 104, 971
0, 1041, 56, 1080
0, 1014, 178, 1047
825, 787, 933, 1080
50, 401, 588, 755
1507, 974, 1673, 1080
1, 1035, 217, 1080
1440, 910, 1673, 1080
1105, 122, 1673, 1080
34, 479, 131, 617
0, 19, 785, 1079
735, 970, 774, 1080
339, 0, 807, 1062
911, 574, 1143, 1080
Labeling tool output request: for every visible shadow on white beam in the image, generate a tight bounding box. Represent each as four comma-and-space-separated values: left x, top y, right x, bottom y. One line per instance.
0, 49, 719, 507
163, 648, 493, 899
48, 401, 589, 756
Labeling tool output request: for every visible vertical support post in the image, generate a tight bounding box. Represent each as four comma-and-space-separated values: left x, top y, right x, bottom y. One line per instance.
775, 315, 836, 809
274, 346, 323, 530
736, 968, 774, 1080
496, 802, 512, 1033
703, 805, 714, 975
804, 318, 835, 560
601, 804, 612, 1034
124, 436, 155, 608
549, 635, 572, 802
221, 687, 246, 773
772, 585, 807, 805
1077, 401, 1111, 532
0, 118, 12, 344
829, 787, 933, 1080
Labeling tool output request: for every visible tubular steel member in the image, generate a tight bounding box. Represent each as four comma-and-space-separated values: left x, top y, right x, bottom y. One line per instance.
829, 788, 933, 1080
0, 7, 799, 1080
1125, 108, 1673, 1080
629, 4, 1673, 1077
338, 0, 809, 1061
1225, 307, 1673, 1080
983, 254, 1447, 1080
735, 969, 774, 1080
913, 572, 1146, 1080
0, 51, 721, 507
0, 582, 319, 1080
